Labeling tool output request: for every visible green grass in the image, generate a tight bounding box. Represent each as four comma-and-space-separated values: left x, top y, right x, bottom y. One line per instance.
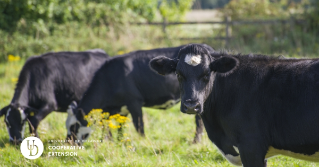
0, 60, 319, 167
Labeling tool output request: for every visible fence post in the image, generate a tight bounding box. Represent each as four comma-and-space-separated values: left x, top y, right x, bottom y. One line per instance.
162, 17, 167, 35
225, 16, 231, 48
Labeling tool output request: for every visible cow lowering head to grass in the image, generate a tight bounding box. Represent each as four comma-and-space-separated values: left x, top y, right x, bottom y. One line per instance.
66, 45, 215, 144
65, 101, 92, 142
150, 44, 319, 167
0, 104, 30, 143
0, 49, 109, 144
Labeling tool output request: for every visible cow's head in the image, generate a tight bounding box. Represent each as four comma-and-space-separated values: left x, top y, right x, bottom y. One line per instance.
0, 104, 32, 143
150, 44, 238, 114
66, 101, 92, 144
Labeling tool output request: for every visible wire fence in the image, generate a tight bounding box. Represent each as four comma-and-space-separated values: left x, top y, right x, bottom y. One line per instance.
132, 17, 305, 47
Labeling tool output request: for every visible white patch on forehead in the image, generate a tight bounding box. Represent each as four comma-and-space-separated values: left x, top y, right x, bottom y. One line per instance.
184, 54, 201, 66
18, 107, 26, 124
119, 105, 129, 116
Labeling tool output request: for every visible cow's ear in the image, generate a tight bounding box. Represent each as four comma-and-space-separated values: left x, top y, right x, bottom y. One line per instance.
210, 56, 238, 73
24, 106, 39, 116
149, 56, 178, 75
0, 105, 10, 117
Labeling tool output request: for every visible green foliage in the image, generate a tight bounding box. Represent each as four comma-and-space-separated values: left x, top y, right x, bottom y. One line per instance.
0, 0, 158, 33
216, 0, 319, 57
223, 0, 290, 20
159, 0, 194, 21
193, 0, 231, 9
303, 0, 319, 33
0, 0, 29, 33
1, 0, 194, 33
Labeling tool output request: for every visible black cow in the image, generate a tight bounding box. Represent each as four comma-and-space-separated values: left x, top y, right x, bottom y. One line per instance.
0, 49, 109, 143
66, 45, 214, 144
150, 44, 319, 166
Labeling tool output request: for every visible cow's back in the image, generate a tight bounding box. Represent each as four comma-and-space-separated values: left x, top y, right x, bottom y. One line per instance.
13, 50, 109, 111
121, 47, 181, 107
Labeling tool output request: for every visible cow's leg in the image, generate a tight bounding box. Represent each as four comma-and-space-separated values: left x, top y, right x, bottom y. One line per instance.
117, 123, 123, 141
238, 141, 267, 167
27, 116, 40, 137
28, 104, 55, 137
193, 114, 204, 144
127, 101, 144, 136
103, 125, 113, 141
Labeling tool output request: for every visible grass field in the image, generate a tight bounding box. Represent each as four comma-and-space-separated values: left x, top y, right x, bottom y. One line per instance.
0, 60, 319, 167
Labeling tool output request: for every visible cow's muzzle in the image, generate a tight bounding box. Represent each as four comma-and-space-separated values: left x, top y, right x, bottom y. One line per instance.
182, 101, 201, 114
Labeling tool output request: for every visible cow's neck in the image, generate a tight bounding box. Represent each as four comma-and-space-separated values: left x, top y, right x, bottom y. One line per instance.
11, 84, 29, 107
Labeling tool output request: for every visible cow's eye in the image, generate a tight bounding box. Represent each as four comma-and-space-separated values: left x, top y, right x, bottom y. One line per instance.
175, 72, 183, 80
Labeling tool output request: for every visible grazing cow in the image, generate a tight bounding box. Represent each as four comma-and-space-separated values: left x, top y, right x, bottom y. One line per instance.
66, 45, 215, 143
149, 44, 319, 167
0, 49, 109, 143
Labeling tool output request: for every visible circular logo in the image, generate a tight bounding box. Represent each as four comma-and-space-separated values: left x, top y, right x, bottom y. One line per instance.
20, 137, 44, 159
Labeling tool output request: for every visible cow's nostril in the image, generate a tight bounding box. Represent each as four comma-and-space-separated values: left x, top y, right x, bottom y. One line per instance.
184, 102, 199, 109
183, 104, 188, 111
194, 104, 200, 112
184, 101, 200, 114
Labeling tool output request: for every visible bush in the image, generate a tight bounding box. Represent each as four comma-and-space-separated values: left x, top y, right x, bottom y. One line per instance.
0, 0, 158, 33
0, 0, 29, 33
217, 0, 319, 57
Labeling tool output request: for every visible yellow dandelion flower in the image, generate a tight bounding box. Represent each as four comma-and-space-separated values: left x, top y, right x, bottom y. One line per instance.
109, 122, 119, 129
8, 55, 20, 62
90, 108, 103, 113
117, 50, 126, 55
11, 78, 18, 83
